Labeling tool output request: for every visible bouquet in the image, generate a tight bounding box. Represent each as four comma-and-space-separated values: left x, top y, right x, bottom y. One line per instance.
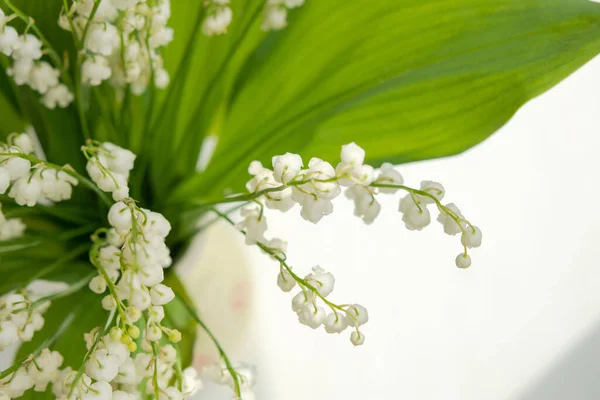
1, 0, 599, 399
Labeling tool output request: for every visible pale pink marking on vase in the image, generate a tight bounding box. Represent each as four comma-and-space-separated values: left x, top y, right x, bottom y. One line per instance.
230, 280, 251, 313
194, 353, 215, 370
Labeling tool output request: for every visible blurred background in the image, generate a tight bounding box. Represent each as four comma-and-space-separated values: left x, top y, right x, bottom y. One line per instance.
187, 53, 600, 400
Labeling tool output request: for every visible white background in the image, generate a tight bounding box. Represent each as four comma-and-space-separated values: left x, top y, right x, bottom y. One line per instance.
193, 54, 600, 400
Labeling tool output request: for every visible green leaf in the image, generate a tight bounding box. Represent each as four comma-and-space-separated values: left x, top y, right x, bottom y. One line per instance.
148, 0, 267, 195
170, 0, 600, 204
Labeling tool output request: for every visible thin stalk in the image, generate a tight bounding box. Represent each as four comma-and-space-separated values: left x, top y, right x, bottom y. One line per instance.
61, 0, 81, 48
189, 185, 286, 209
176, 294, 241, 398
151, 342, 161, 399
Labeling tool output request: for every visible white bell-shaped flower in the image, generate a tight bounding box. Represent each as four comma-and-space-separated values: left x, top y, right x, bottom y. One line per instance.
29, 62, 60, 94
417, 180, 445, 204
0, 167, 10, 194
236, 206, 267, 245
3, 152, 31, 179
202, 7, 233, 36
461, 226, 482, 248
437, 203, 464, 235
376, 163, 404, 193
108, 201, 133, 234
298, 304, 326, 329
41, 84, 74, 109
82, 56, 112, 86
86, 349, 120, 382
345, 304, 369, 327
350, 331, 365, 346
0, 26, 19, 56
399, 195, 431, 231
85, 23, 120, 56
150, 284, 175, 306
323, 312, 349, 334
82, 381, 113, 400
6, 58, 33, 85
455, 253, 472, 269
13, 34, 43, 60
9, 175, 43, 207
262, 6, 287, 31
272, 152, 303, 184
305, 266, 335, 297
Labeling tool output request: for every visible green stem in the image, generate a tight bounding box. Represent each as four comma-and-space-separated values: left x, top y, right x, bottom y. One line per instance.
61, 0, 82, 48
81, 0, 102, 42
151, 342, 161, 399
176, 294, 242, 398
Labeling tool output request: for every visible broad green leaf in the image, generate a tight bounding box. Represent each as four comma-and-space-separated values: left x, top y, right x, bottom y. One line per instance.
170, 0, 600, 204
149, 0, 267, 195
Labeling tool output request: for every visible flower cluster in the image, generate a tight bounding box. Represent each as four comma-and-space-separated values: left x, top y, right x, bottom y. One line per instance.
0, 329, 201, 399
97, 200, 174, 323
262, 0, 306, 31
230, 205, 369, 345
85, 141, 136, 201
0, 9, 73, 109
0, 349, 63, 399
244, 142, 483, 268
60, 0, 173, 93
202, 0, 233, 36
45, 328, 201, 399
1, 132, 78, 209
284, 266, 368, 345
0, 292, 50, 351
79, 145, 201, 398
